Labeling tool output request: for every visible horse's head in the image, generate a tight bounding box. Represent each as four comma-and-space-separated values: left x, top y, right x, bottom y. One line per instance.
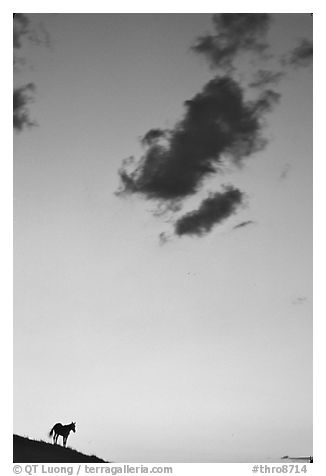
71, 422, 76, 433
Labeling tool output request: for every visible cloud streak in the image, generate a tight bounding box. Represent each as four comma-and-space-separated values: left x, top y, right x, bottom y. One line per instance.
249, 69, 285, 89
233, 220, 256, 230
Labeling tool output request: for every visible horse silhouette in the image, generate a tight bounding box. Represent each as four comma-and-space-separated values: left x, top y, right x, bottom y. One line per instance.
49, 422, 76, 447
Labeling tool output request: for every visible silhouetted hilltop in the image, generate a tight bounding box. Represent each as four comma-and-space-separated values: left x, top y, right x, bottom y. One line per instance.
13, 434, 108, 463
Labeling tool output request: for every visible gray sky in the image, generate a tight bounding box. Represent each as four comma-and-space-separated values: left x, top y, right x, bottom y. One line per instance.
14, 13, 312, 462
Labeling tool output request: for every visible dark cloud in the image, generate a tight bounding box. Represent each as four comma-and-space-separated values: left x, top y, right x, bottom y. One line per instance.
116, 14, 309, 239
282, 39, 313, 68
118, 76, 279, 204
249, 69, 285, 89
13, 83, 36, 131
14, 14, 50, 131
174, 186, 244, 237
13, 13, 30, 49
233, 220, 256, 230
192, 14, 271, 71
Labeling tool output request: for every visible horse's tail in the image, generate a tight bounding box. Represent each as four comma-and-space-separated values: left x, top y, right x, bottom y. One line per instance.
49, 426, 55, 437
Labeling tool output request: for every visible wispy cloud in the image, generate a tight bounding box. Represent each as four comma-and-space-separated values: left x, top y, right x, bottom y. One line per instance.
192, 14, 271, 72
282, 39, 313, 68
280, 163, 291, 180
14, 13, 51, 50
158, 232, 171, 246
13, 14, 50, 132
13, 13, 30, 49
249, 69, 285, 89
292, 296, 308, 305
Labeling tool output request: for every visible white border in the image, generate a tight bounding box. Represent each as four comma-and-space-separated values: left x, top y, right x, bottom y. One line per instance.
4, 3, 322, 474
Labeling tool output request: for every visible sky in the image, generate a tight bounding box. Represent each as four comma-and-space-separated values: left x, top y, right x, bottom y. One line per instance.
13, 13, 312, 462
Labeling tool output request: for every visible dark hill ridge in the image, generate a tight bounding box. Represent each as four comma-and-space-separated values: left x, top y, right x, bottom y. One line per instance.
13, 434, 108, 463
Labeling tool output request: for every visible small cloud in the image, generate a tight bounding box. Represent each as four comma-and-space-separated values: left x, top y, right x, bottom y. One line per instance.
158, 232, 172, 245
13, 83, 36, 131
233, 220, 256, 230
174, 186, 244, 237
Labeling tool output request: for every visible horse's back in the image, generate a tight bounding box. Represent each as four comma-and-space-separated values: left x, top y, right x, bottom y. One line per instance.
53, 423, 63, 431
